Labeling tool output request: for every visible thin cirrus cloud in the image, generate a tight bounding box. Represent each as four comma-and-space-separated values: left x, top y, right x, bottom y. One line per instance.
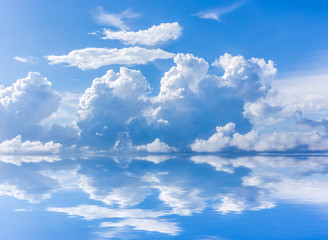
46, 47, 175, 70
193, 1, 245, 22
101, 22, 183, 46
92, 7, 139, 30
13, 56, 39, 64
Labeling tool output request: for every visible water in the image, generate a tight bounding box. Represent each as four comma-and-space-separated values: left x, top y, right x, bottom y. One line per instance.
1, 154, 328, 239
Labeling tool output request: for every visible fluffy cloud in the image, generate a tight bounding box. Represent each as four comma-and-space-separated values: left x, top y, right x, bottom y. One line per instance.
190, 123, 235, 152
0, 135, 62, 155
92, 7, 139, 30
101, 22, 182, 46
46, 47, 175, 70
212, 53, 276, 101
191, 122, 328, 152
231, 130, 328, 152
135, 138, 177, 152
156, 53, 209, 101
0, 72, 61, 140
78, 67, 150, 147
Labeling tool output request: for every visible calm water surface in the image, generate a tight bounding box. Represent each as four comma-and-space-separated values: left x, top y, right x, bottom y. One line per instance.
1, 154, 328, 239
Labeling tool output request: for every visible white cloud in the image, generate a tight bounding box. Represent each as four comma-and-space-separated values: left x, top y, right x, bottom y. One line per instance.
135, 155, 174, 164
190, 156, 234, 173
78, 175, 148, 207
0, 135, 62, 154
156, 53, 209, 101
41, 92, 81, 126
231, 130, 328, 151
78, 68, 150, 143
212, 53, 276, 101
190, 122, 235, 152
92, 7, 139, 30
193, 2, 245, 22
47, 204, 171, 220
101, 22, 182, 46
100, 218, 180, 235
154, 185, 207, 216
214, 196, 275, 215
0, 72, 61, 140
191, 122, 328, 152
14, 56, 39, 64
46, 47, 175, 70
135, 138, 177, 153
0, 155, 62, 166
0, 183, 51, 203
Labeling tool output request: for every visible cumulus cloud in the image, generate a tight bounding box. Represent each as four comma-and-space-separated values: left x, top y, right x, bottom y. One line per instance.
135, 138, 177, 152
212, 53, 276, 101
0, 135, 62, 155
92, 7, 139, 30
101, 22, 182, 46
78, 67, 150, 147
46, 47, 175, 70
0, 72, 61, 140
193, 1, 245, 22
156, 53, 209, 101
231, 130, 328, 152
191, 122, 328, 152
190, 123, 235, 152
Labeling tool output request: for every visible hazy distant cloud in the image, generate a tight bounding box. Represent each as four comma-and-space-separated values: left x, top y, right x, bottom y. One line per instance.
92, 7, 139, 30
46, 47, 175, 70
101, 22, 183, 46
135, 138, 177, 153
193, 1, 245, 22
14, 56, 39, 64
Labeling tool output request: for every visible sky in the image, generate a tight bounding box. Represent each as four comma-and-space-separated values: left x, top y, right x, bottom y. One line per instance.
1, 155, 328, 239
0, 0, 328, 154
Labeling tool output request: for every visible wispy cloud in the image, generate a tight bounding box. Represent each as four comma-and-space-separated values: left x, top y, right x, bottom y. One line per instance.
92, 7, 139, 30
46, 47, 175, 70
193, 1, 245, 22
14, 56, 39, 64
101, 22, 183, 46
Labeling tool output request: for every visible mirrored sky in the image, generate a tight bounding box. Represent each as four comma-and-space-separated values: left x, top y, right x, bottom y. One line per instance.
1, 1, 328, 239
1, 154, 328, 239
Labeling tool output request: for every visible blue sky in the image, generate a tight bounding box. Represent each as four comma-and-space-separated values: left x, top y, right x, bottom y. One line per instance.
0, 0, 328, 153
1, 155, 328, 239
